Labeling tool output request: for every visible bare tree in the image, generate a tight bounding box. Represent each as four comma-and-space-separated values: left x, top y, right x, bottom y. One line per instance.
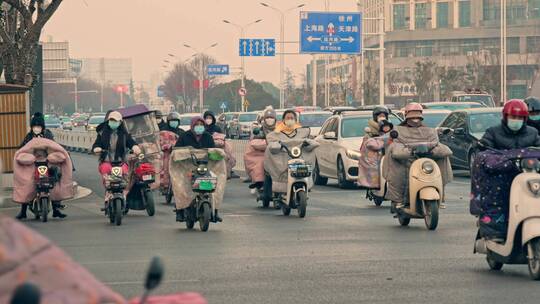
466, 50, 501, 100
163, 63, 197, 112
413, 59, 437, 102
363, 59, 379, 105
0, 0, 63, 86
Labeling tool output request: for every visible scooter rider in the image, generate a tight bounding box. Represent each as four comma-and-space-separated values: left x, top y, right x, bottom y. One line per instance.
474, 99, 540, 239
203, 111, 223, 135
156, 110, 167, 131
162, 112, 185, 136
204, 111, 240, 179
525, 96, 540, 133
174, 116, 221, 222
384, 103, 453, 209
275, 110, 301, 135
366, 106, 392, 138
16, 112, 67, 220
91, 111, 141, 205
246, 107, 277, 190
254, 107, 277, 138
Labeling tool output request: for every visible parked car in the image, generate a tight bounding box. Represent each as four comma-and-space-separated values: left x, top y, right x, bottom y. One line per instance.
179, 113, 202, 131
44, 115, 61, 129
217, 112, 238, 137
323, 106, 356, 112
438, 108, 502, 175
313, 110, 402, 188
60, 116, 72, 130
422, 101, 486, 111
229, 112, 258, 139
293, 106, 322, 112
421, 109, 452, 128
298, 111, 332, 136
86, 115, 106, 131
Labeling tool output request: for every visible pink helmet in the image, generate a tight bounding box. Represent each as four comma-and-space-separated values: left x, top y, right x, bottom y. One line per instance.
404, 103, 423, 120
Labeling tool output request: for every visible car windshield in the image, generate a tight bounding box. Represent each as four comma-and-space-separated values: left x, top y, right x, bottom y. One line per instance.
469, 112, 502, 133
341, 116, 401, 138
88, 116, 105, 124
423, 113, 450, 127
45, 117, 60, 124
225, 114, 234, 120
427, 103, 484, 111
457, 95, 495, 107
299, 113, 331, 127
60, 117, 70, 122
239, 113, 258, 122
180, 116, 198, 125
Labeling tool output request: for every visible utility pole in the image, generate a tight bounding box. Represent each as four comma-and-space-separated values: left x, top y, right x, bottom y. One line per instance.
500, 0, 507, 103
363, 15, 386, 106
312, 55, 317, 107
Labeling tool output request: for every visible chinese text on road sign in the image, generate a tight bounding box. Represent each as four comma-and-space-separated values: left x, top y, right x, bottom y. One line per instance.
300, 12, 362, 54
207, 64, 230, 76
239, 39, 276, 57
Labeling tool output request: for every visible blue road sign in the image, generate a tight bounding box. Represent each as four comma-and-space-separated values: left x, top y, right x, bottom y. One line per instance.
207, 64, 230, 76
299, 11, 362, 54
220, 102, 228, 110
157, 85, 166, 98
239, 39, 276, 57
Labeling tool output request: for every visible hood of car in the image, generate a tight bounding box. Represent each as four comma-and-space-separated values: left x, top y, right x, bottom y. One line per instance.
340, 137, 363, 150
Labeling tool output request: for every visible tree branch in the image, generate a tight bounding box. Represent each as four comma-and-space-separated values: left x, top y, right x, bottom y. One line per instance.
3, 0, 32, 24
31, 0, 62, 34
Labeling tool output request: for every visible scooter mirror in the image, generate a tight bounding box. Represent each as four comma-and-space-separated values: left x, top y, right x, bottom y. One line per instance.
390, 130, 399, 139
144, 256, 164, 291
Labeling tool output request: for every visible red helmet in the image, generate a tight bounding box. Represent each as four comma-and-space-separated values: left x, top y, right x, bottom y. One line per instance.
503, 99, 529, 121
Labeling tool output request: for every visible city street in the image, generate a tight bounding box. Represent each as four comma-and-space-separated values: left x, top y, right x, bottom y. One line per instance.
4, 152, 540, 304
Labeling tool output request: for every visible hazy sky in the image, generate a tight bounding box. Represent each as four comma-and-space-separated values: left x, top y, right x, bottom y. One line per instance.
43, 0, 358, 86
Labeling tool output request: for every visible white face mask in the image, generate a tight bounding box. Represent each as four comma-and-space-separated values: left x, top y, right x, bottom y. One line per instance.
205, 118, 213, 125
264, 118, 276, 126
32, 126, 43, 135
285, 119, 296, 127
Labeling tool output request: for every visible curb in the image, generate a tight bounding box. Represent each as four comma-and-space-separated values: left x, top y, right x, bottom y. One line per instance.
1, 185, 92, 209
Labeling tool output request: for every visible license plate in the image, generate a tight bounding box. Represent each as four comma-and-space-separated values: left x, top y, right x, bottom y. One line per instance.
142, 175, 153, 181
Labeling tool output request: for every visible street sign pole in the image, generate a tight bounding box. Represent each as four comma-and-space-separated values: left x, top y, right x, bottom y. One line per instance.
241, 28, 246, 112
199, 56, 204, 112
280, 13, 285, 109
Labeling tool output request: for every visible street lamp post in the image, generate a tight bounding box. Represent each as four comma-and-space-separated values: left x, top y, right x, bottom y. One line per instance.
260, 2, 305, 109
500, 0, 507, 103
183, 43, 218, 112
223, 19, 262, 112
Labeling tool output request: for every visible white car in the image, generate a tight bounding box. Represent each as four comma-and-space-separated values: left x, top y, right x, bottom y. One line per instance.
313, 110, 402, 189
179, 113, 201, 131
298, 111, 332, 136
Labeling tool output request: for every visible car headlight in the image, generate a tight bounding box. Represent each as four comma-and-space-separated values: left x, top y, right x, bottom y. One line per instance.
346, 149, 361, 160
528, 179, 540, 196
422, 161, 434, 174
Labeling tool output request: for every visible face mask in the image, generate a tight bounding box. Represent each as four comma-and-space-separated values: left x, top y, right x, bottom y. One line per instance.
169, 121, 179, 128
265, 118, 276, 126
194, 125, 205, 135
407, 118, 422, 127
377, 116, 387, 122
285, 119, 296, 127
205, 118, 213, 125
507, 119, 523, 132
32, 126, 42, 135
108, 120, 121, 130
530, 115, 540, 121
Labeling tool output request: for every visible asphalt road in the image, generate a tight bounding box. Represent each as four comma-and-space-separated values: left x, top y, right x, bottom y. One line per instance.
4, 152, 540, 303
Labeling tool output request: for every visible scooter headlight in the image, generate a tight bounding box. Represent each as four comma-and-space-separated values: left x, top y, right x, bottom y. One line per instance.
37, 166, 48, 177
421, 161, 434, 174
196, 165, 208, 175
291, 146, 302, 158
528, 179, 540, 196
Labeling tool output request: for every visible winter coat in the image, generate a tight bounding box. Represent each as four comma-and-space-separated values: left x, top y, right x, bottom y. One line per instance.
92, 124, 138, 162
13, 138, 74, 203
159, 131, 180, 189
365, 120, 380, 138
158, 120, 167, 131
383, 125, 453, 203
212, 132, 236, 175
481, 123, 540, 150
20, 129, 54, 148
161, 124, 185, 137
358, 135, 388, 189
203, 111, 223, 135
244, 138, 268, 183
175, 131, 215, 149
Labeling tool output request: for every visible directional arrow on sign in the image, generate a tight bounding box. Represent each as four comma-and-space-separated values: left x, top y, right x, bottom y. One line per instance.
342, 36, 355, 43
254, 40, 260, 55
307, 36, 322, 42
242, 40, 248, 55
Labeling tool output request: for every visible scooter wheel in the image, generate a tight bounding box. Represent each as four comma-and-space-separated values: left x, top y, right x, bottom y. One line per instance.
398, 214, 410, 226
297, 191, 307, 218
40, 197, 49, 223
199, 203, 211, 232
486, 256, 503, 271
527, 238, 540, 280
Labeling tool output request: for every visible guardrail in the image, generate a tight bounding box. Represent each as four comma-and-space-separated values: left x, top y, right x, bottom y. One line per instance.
51, 129, 249, 171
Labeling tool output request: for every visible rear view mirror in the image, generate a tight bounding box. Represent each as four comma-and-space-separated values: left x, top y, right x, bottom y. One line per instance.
453, 128, 466, 136
145, 256, 164, 291
323, 131, 337, 140
390, 130, 399, 139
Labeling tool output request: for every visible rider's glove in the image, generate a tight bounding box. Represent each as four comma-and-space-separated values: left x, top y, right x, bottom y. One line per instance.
93, 147, 102, 154
132, 145, 142, 155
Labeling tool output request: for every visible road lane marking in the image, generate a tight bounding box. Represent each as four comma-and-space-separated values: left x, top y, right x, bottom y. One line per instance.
105, 279, 200, 286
